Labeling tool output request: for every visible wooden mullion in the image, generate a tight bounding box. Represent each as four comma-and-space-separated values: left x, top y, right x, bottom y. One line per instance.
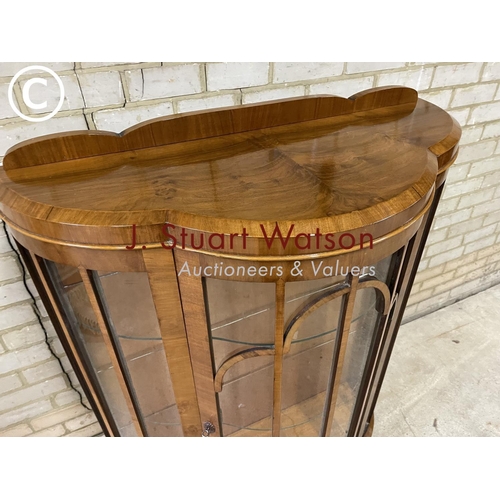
271, 280, 286, 437
143, 248, 202, 436
176, 251, 220, 436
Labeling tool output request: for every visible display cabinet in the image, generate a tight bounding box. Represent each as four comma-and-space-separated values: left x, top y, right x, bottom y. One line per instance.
0, 87, 461, 437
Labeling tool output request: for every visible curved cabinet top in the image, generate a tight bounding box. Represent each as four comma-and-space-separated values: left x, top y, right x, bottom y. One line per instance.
0, 86, 460, 252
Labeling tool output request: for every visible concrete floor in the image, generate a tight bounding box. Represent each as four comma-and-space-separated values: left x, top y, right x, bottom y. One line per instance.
373, 283, 500, 437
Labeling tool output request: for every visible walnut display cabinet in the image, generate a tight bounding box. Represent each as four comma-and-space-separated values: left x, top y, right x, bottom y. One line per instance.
0, 87, 460, 437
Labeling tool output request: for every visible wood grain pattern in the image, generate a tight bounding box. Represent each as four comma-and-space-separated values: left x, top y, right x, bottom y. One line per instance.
0, 185, 433, 263
0, 87, 460, 255
357, 279, 391, 315
283, 284, 351, 354
176, 250, 221, 436
214, 347, 274, 393
143, 248, 202, 436
3, 87, 418, 169
272, 280, 286, 436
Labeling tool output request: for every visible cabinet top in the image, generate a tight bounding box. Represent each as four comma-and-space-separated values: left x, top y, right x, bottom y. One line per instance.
0, 86, 460, 249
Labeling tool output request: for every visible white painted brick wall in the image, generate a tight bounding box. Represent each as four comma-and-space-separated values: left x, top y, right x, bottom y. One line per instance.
53, 389, 82, 407
457, 140, 497, 163
377, 67, 433, 91
483, 122, 500, 140
0, 304, 38, 332
0, 62, 499, 437
457, 187, 496, 209
31, 424, 66, 437
0, 280, 37, 308
481, 63, 500, 82
64, 411, 97, 432
93, 102, 173, 133
469, 156, 500, 176
442, 177, 483, 199
464, 235, 497, 254
17, 75, 84, 115
242, 85, 305, 104
469, 101, 500, 124
0, 84, 19, 120
30, 403, 87, 431
66, 422, 102, 437
206, 62, 269, 91
0, 423, 32, 436
79, 62, 141, 69
0, 115, 88, 158
345, 62, 405, 74
448, 217, 483, 238
432, 63, 483, 87
460, 127, 483, 145
425, 227, 448, 245
0, 374, 22, 394
78, 71, 124, 107
2, 323, 54, 350
22, 359, 64, 384
0, 376, 67, 411
451, 84, 497, 107
419, 89, 453, 109
309, 76, 375, 97
0, 256, 21, 281
125, 64, 202, 101
445, 162, 470, 183
273, 63, 343, 83
177, 92, 238, 113
425, 236, 463, 257
470, 201, 491, 220
433, 208, 473, 230
448, 108, 469, 125
0, 63, 74, 78
0, 400, 53, 430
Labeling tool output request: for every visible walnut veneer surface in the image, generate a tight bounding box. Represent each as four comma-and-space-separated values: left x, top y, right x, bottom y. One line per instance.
0, 86, 459, 252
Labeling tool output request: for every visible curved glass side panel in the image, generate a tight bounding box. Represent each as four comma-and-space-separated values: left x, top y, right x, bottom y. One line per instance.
45, 262, 135, 436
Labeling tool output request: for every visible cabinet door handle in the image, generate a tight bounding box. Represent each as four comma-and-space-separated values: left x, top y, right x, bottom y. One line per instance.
202, 421, 216, 437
